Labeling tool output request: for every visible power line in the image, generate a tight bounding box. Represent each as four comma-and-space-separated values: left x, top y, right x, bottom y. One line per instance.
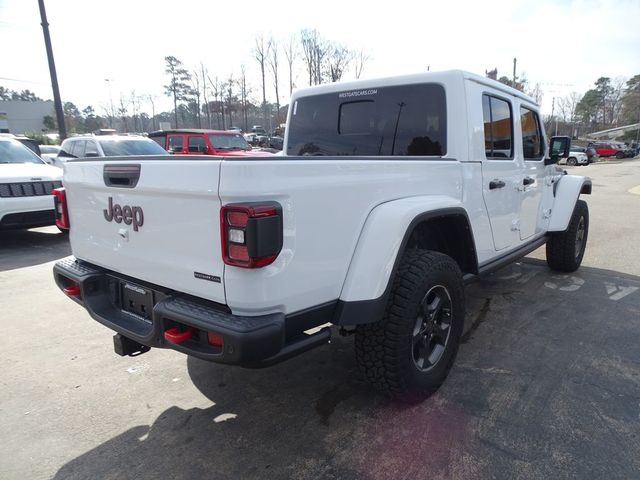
0, 76, 48, 85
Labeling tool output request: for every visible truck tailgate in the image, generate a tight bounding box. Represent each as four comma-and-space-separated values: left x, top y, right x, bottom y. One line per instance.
64, 158, 225, 304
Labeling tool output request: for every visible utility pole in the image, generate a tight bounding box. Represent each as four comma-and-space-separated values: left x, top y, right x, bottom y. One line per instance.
512, 58, 517, 87
38, 0, 66, 140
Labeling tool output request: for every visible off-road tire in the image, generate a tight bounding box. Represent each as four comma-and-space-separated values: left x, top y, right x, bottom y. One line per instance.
355, 250, 465, 398
546, 199, 589, 272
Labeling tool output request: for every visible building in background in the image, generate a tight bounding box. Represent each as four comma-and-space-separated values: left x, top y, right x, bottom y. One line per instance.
0, 100, 54, 134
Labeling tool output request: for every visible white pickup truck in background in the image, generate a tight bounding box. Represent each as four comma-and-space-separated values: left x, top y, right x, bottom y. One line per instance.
53, 70, 591, 397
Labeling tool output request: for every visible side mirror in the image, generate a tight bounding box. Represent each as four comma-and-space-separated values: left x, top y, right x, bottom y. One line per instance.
85, 151, 100, 158
545, 136, 571, 165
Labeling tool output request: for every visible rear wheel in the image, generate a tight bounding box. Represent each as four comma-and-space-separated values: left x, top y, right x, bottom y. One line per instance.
546, 200, 589, 272
355, 250, 465, 398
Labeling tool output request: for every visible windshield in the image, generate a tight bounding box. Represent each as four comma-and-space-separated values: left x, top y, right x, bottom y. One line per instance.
99, 139, 168, 156
0, 139, 46, 164
208, 133, 249, 150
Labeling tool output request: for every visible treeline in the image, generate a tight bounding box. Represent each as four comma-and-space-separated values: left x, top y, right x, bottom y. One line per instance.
8, 28, 370, 137
486, 67, 640, 140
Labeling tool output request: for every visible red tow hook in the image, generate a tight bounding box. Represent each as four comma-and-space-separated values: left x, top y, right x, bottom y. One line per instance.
63, 284, 81, 297
164, 327, 193, 344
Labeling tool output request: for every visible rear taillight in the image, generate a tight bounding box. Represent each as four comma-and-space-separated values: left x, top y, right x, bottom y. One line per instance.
52, 187, 70, 230
220, 202, 283, 268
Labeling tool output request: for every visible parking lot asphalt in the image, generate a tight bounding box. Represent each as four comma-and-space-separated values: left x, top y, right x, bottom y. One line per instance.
1, 159, 639, 480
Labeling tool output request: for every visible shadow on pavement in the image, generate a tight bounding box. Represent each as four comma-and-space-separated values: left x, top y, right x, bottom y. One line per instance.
53, 260, 640, 480
0, 227, 70, 272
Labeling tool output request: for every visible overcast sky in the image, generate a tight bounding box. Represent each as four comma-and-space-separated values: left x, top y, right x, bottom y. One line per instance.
1, 0, 639, 116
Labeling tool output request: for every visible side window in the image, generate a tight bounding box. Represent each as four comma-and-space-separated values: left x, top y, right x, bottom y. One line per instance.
71, 140, 86, 158
520, 107, 543, 160
59, 140, 74, 157
483, 94, 513, 159
168, 135, 183, 152
85, 140, 99, 156
188, 135, 207, 153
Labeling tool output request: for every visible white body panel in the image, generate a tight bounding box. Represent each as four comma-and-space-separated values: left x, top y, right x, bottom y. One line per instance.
64, 70, 590, 319
64, 159, 226, 304
0, 163, 61, 221
220, 160, 465, 315
547, 175, 591, 231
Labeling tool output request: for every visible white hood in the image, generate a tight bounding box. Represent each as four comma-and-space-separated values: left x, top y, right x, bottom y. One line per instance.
0, 163, 62, 183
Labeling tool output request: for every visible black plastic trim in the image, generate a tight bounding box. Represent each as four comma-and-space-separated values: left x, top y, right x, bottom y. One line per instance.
103, 164, 141, 188
476, 235, 547, 277
53, 258, 333, 366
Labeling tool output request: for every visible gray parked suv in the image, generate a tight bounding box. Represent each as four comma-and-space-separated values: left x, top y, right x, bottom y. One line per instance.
57, 135, 167, 164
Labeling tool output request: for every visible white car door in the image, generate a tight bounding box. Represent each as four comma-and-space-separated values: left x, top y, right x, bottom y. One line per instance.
518, 105, 546, 240
479, 93, 521, 251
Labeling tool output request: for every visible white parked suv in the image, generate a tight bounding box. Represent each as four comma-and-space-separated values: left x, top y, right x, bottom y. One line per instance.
0, 137, 62, 230
53, 70, 591, 398
560, 147, 589, 166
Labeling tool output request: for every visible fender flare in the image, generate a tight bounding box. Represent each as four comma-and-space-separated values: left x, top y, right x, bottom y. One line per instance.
548, 174, 592, 232
333, 195, 476, 326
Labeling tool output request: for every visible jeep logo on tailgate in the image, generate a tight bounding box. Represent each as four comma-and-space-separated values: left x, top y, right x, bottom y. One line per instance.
103, 197, 144, 231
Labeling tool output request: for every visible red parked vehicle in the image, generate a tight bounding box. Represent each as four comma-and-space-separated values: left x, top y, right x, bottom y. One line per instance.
148, 129, 273, 157
589, 142, 626, 159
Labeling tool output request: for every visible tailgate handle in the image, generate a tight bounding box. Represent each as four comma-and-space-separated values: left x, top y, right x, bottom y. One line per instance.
104, 164, 141, 188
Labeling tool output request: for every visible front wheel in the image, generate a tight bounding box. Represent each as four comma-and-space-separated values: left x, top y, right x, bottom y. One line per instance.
616, 152, 625, 159
567, 157, 577, 166
546, 199, 589, 272
355, 250, 465, 398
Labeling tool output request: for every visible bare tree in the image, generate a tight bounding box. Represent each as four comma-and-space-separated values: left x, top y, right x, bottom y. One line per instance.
224, 75, 235, 128
301, 29, 326, 85
283, 35, 298, 96
240, 65, 249, 131
254, 34, 268, 126
558, 93, 580, 122
609, 77, 626, 126
328, 43, 353, 82
527, 83, 543, 105
268, 37, 281, 123
117, 94, 130, 132
129, 90, 141, 132
354, 50, 370, 79
191, 69, 202, 128
200, 63, 211, 128
207, 75, 224, 129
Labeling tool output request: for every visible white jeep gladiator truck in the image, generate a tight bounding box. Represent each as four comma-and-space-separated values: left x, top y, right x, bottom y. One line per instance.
54, 70, 591, 396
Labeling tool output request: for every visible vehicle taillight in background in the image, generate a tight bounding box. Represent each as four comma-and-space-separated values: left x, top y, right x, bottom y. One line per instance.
52, 187, 70, 230
220, 202, 283, 268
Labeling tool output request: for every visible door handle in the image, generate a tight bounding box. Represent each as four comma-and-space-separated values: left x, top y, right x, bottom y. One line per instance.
523, 177, 535, 186
489, 179, 506, 190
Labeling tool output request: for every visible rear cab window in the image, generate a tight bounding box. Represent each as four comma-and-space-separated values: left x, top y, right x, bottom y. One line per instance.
286, 83, 447, 157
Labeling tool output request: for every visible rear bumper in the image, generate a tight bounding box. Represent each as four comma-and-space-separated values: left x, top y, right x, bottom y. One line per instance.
0, 209, 55, 229
53, 257, 330, 366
